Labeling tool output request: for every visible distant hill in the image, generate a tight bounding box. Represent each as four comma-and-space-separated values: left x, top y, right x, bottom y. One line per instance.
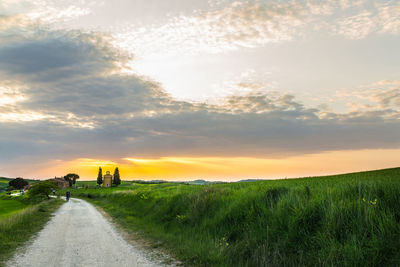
185, 179, 226, 185
131, 180, 170, 184
186, 179, 209, 185
238, 179, 265, 182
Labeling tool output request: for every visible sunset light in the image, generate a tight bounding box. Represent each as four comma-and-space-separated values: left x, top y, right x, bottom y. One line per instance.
2, 1, 400, 266
0, 0, 399, 180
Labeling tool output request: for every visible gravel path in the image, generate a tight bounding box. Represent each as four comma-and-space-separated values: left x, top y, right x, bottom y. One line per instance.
7, 198, 163, 267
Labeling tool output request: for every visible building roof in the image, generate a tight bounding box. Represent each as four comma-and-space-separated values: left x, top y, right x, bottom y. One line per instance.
47, 178, 68, 183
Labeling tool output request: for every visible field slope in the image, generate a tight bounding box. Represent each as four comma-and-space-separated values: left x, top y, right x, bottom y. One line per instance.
69, 167, 400, 266
0, 198, 26, 218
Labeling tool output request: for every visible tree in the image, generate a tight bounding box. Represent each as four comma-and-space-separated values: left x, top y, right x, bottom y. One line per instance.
97, 167, 103, 185
113, 167, 121, 186
29, 181, 57, 199
7, 186, 15, 192
9, 177, 29, 189
64, 173, 79, 187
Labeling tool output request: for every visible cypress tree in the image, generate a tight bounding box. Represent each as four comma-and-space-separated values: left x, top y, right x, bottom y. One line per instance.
97, 167, 103, 185
113, 167, 121, 186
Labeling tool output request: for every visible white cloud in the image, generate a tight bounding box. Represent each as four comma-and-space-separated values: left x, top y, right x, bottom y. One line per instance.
377, 2, 400, 35
334, 1, 400, 39
115, 1, 309, 57
334, 80, 400, 114
0, 0, 93, 28
27, 5, 91, 24
0, 86, 25, 106
335, 11, 375, 39
123, 0, 400, 57
0, 111, 50, 122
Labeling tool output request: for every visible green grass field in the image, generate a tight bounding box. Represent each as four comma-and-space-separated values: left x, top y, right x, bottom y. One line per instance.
0, 198, 27, 218
62, 167, 400, 266
0, 196, 63, 266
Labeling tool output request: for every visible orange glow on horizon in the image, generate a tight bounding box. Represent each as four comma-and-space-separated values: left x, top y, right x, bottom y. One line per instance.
9, 148, 400, 181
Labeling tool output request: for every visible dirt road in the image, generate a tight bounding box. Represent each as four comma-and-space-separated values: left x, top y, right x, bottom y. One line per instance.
7, 198, 165, 267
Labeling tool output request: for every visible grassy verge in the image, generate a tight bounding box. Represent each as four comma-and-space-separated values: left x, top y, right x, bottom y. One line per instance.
66, 167, 400, 266
0, 197, 64, 265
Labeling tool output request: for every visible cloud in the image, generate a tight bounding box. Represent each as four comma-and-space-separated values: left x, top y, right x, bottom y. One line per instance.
336, 80, 400, 112
0, 6, 400, 169
335, 11, 375, 39
334, 1, 400, 39
0, 31, 126, 80
362, 80, 400, 109
115, 1, 309, 56
0, 0, 92, 24
0, 29, 181, 125
112, 0, 400, 59
375, 89, 400, 108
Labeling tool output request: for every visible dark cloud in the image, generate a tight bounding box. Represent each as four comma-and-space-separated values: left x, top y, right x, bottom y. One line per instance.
103, 111, 400, 157
0, 26, 400, 166
0, 32, 126, 81
20, 75, 171, 117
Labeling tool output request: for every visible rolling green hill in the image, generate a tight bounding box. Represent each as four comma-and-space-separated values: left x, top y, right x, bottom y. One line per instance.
0, 177, 11, 191
64, 167, 400, 266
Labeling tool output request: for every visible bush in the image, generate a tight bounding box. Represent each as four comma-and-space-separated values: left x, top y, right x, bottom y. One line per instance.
28, 181, 57, 200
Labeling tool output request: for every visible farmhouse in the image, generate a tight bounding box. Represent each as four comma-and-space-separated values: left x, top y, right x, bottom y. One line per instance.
23, 184, 33, 191
47, 177, 69, 188
103, 171, 113, 187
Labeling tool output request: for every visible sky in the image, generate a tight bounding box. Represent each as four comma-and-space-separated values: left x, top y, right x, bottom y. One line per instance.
0, 0, 399, 181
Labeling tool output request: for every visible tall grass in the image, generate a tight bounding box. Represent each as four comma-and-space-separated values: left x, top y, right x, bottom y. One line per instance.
0, 199, 63, 266
70, 167, 400, 266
